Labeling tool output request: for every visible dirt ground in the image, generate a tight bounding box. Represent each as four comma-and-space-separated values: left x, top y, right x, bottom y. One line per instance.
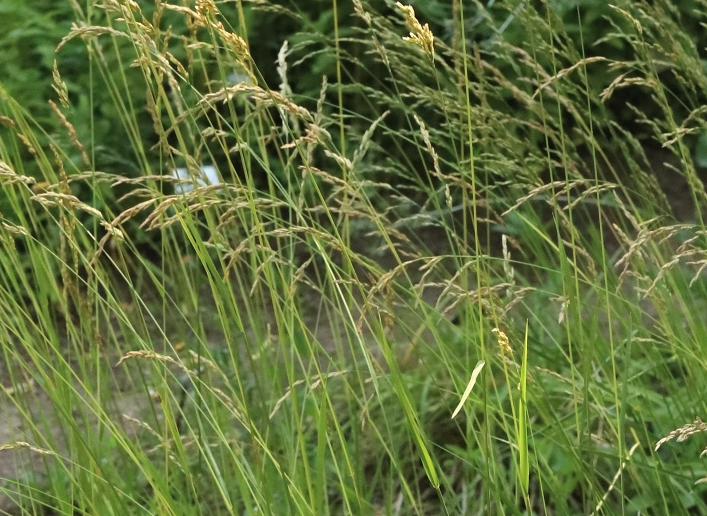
0, 388, 149, 513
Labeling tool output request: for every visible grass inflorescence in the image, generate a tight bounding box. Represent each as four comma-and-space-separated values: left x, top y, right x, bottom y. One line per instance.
1, 0, 707, 514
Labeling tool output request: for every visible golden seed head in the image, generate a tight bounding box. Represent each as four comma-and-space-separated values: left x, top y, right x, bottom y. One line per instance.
396, 2, 434, 59
196, 0, 218, 17
492, 327, 513, 356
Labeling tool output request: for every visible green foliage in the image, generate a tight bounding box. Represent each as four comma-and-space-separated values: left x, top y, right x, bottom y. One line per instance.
3, 0, 707, 515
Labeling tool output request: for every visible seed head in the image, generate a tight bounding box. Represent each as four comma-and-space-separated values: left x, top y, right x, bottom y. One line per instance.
396, 2, 434, 60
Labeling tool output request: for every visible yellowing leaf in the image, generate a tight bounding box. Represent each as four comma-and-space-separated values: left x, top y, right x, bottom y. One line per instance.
451, 360, 485, 419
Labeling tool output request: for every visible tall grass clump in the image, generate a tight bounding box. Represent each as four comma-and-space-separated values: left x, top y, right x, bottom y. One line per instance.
2, 0, 707, 514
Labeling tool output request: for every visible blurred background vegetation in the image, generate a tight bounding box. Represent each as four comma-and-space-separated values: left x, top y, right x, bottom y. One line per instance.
3, 0, 707, 239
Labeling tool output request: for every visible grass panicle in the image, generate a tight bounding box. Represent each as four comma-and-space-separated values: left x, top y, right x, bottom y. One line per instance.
1, 0, 707, 514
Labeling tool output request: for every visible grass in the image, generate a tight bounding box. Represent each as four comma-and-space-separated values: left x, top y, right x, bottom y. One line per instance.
1, 0, 707, 514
